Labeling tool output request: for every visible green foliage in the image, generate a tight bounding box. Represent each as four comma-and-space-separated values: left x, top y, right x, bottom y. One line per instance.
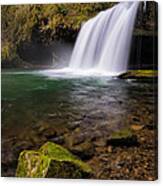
1, 41, 18, 62
1, 42, 12, 60
1, 3, 115, 62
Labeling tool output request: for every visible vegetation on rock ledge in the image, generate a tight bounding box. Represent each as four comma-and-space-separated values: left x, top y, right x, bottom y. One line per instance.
119, 70, 158, 79
1, 3, 115, 63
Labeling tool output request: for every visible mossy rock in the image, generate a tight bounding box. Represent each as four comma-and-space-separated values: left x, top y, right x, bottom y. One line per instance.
119, 70, 158, 79
16, 142, 92, 178
107, 128, 138, 147
110, 128, 132, 140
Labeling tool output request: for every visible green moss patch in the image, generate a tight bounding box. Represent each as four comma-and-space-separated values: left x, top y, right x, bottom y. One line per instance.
16, 142, 92, 178
107, 128, 138, 147
111, 128, 133, 140
119, 70, 158, 79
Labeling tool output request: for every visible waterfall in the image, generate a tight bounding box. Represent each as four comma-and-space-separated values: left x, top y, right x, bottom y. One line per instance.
68, 2, 139, 76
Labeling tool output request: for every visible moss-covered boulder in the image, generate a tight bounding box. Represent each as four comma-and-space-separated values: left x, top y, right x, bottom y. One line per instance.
110, 128, 133, 140
107, 128, 138, 147
16, 142, 92, 178
119, 70, 158, 79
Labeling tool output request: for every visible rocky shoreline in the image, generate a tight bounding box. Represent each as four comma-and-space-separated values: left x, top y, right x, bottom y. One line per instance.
2, 107, 157, 180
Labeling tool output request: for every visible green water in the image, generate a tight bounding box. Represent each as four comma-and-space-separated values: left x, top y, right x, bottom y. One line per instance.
2, 70, 157, 133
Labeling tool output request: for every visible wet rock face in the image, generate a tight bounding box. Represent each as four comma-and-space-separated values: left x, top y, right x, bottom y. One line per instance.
129, 35, 158, 70
16, 142, 92, 178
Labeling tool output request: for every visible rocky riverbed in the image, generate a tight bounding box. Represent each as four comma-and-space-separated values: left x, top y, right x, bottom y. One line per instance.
2, 100, 157, 180
1, 71, 158, 180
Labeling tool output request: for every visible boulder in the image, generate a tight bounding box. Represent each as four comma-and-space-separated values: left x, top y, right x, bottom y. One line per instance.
118, 70, 157, 79
16, 142, 92, 178
68, 141, 94, 160
110, 128, 133, 140
107, 128, 138, 147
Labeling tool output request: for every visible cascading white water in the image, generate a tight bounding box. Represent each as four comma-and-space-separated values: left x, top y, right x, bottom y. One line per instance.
39, 2, 140, 78
68, 2, 139, 76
